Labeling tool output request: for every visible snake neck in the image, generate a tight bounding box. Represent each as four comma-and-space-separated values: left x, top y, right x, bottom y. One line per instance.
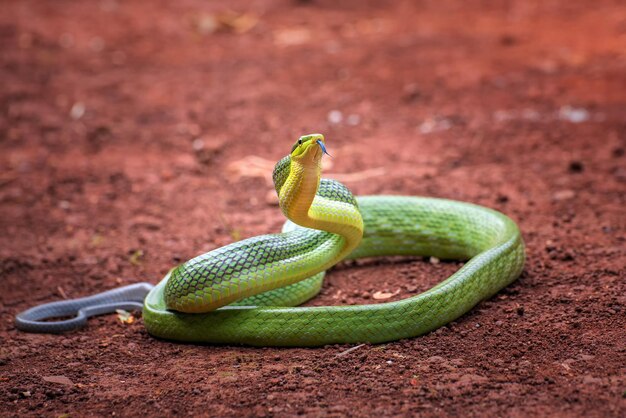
278, 157, 320, 222
276, 156, 364, 263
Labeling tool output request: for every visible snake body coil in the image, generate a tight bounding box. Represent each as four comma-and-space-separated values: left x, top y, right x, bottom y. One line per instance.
143, 134, 525, 346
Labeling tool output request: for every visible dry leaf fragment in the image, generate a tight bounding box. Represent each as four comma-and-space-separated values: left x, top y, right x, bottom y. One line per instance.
218, 12, 258, 34
274, 28, 311, 46
56, 286, 68, 299
43, 375, 74, 386
372, 291, 394, 300
192, 14, 219, 35
129, 250, 144, 266
191, 11, 258, 35
116, 309, 135, 325
90, 233, 104, 247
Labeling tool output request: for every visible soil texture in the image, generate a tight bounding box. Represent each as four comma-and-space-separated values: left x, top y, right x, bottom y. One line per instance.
1, 0, 625, 416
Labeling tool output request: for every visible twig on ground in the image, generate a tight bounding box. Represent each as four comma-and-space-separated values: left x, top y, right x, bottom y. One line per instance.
336, 344, 366, 357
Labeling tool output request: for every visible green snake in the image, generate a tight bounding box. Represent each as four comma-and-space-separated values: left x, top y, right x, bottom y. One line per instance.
142, 134, 525, 346
15, 134, 525, 347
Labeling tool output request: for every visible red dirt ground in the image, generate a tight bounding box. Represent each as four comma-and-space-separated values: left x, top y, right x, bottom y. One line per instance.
1, 0, 625, 416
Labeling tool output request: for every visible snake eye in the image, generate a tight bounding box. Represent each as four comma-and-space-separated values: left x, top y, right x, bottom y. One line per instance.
291, 136, 308, 154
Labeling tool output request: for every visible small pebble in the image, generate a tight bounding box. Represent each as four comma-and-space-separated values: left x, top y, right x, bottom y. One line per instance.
552, 190, 576, 201
70, 102, 85, 120
346, 114, 361, 126
327, 110, 343, 124
192, 138, 205, 151
558, 106, 589, 123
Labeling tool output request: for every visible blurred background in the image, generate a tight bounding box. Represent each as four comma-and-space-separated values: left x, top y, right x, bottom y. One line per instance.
1, 0, 625, 416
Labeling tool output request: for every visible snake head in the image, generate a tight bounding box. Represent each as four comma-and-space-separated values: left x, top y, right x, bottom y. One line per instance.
290, 134, 328, 165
